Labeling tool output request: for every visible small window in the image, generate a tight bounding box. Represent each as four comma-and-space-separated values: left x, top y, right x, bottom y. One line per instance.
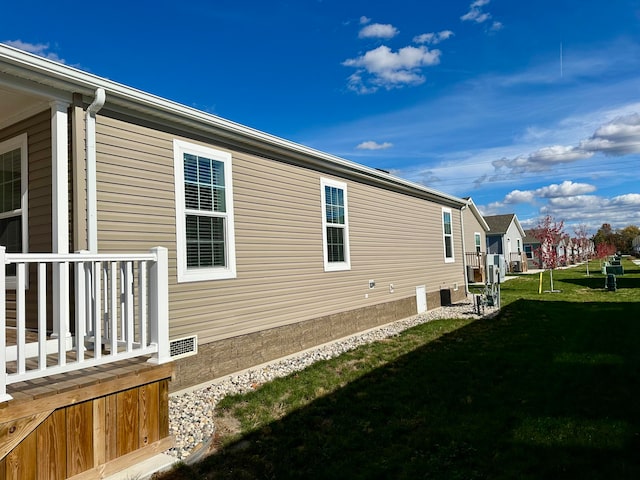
442, 208, 454, 263
524, 244, 533, 259
321, 178, 350, 271
0, 133, 28, 283
474, 232, 481, 253
174, 140, 236, 282
517, 238, 521, 254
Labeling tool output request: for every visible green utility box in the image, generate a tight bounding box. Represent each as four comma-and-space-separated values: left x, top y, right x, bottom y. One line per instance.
605, 265, 624, 276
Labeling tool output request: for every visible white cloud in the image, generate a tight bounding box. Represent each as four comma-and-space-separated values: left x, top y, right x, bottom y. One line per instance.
358, 23, 399, 39
461, 0, 492, 24
487, 113, 640, 178
492, 145, 594, 174
499, 181, 596, 207
461, 0, 503, 31
503, 190, 536, 204
579, 113, 640, 156
535, 180, 597, 198
3, 40, 65, 63
611, 193, 640, 205
360, 16, 371, 25
356, 140, 393, 150
413, 30, 454, 45
343, 45, 441, 93
539, 193, 640, 230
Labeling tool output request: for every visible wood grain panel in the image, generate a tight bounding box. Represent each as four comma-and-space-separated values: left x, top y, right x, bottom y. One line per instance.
36, 409, 66, 480
6, 432, 36, 480
159, 380, 169, 438
138, 382, 159, 446
104, 394, 118, 462
116, 389, 138, 457
92, 398, 106, 468
65, 402, 93, 477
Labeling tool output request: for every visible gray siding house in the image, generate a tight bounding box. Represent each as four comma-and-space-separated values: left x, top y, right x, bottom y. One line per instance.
484, 214, 527, 272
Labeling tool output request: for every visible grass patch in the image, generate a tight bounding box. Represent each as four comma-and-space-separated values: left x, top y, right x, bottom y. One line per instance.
157, 259, 640, 479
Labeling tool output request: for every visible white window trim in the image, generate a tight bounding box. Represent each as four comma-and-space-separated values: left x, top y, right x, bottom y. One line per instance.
0, 133, 28, 290
474, 232, 482, 253
442, 207, 455, 263
321, 178, 350, 272
173, 139, 236, 282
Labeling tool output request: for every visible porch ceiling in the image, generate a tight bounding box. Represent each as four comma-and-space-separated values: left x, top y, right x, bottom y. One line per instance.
0, 84, 51, 130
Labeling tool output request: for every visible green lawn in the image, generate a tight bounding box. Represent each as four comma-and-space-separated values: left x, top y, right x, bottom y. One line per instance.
159, 259, 640, 479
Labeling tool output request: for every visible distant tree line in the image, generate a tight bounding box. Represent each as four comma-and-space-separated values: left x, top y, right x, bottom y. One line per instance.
592, 223, 640, 255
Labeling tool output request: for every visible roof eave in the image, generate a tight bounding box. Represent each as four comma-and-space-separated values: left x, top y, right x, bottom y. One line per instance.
0, 43, 466, 208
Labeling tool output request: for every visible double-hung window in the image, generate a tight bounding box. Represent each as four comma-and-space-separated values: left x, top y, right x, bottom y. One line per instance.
442, 207, 454, 262
474, 232, 481, 253
174, 140, 236, 282
321, 178, 350, 271
0, 133, 28, 281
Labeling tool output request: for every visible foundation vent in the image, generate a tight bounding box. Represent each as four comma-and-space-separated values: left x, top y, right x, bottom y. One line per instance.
169, 335, 198, 359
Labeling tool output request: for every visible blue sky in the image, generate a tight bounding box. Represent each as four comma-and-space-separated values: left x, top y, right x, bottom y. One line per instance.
3, 0, 640, 234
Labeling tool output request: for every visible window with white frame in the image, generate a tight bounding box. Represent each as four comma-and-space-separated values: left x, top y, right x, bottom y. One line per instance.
524, 244, 533, 259
174, 140, 236, 282
442, 207, 454, 262
0, 134, 28, 280
474, 232, 481, 253
321, 178, 350, 271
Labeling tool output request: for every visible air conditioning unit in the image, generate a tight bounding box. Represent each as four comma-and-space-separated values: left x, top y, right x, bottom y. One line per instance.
486, 254, 506, 283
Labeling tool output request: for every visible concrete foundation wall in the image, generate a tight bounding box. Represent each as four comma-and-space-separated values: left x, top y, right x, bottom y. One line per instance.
170, 287, 465, 392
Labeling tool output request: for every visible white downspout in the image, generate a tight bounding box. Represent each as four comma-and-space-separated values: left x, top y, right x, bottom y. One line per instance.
85, 88, 106, 253
460, 202, 469, 296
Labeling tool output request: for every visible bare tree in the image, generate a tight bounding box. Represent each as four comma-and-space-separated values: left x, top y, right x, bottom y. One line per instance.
574, 224, 591, 276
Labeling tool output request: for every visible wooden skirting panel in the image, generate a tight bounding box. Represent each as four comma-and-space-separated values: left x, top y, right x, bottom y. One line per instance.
171, 288, 465, 392
0, 364, 173, 479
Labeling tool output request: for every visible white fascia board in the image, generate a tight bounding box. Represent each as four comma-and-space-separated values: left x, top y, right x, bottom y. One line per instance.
1, 44, 466, 209
465, 198, 490, 232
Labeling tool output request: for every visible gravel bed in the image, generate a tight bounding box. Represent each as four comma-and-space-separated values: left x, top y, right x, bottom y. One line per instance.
166, 296, 497, 460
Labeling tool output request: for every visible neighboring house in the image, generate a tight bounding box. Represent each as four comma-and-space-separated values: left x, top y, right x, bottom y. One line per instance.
556, 235, 573, 266
523, 229, 543, 269
484, 214, 527, 273
0, 45, 469, 477
632, 235, 640, 255
461, 197, 490, 283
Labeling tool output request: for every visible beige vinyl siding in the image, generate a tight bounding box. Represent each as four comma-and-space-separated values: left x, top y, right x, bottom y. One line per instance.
94, 114, 464, 345
95, 116, 176, 256
0, 110, 53, 328
463, 207, 486, 254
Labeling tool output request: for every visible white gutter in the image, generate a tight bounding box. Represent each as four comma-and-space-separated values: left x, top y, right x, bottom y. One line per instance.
85, 88, 106, 253
0, 44, 466, 208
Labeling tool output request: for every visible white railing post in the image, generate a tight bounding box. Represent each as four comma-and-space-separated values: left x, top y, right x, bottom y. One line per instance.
75, 251, 86, 361
0, 247, 12, 402
1, 249, 171, 401
148, 246, 170, 364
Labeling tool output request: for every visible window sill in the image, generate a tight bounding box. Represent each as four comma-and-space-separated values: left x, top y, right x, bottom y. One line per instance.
177, 267, 237, 283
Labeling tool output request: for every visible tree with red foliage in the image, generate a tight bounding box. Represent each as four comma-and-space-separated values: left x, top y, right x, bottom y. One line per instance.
595, 242, 616, 267
532, 215, 565, 292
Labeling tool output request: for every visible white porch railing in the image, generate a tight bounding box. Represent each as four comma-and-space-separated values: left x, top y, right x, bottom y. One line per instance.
0, 246, 170, 402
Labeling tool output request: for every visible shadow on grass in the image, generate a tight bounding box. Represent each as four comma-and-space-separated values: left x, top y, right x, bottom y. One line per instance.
183, 299, 640, 480
562, 273, 640, 290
